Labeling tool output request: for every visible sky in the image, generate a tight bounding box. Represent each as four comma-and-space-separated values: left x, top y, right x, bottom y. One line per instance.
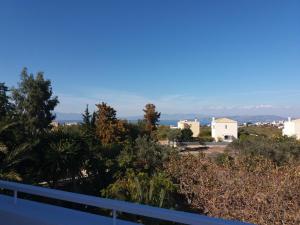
0, 0, 300, 117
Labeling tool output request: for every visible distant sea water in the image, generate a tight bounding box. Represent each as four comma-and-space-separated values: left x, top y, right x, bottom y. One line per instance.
58, 115, 284, 126
159, 120, 178, 126
58, 119, 179, 126
128, 120, 179, 126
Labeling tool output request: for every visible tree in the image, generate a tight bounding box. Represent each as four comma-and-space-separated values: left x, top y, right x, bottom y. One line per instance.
227, 135, 300, 166
180, 128, 193, 142
39, 130, 88, 189
82, 105, 91, 127
0, 83, 13, 120
81, 105, 96, 137
143, 103, 160, 135
91, 111, 97, 128
95, 102, 126, 145
167, 129, 181, 144
12, 68, 59, 134
103, 136, 177, 211
0, 139, 22, 181
103, 170, 176, 208
118, 136, 174, 174
156, 125, 171, 140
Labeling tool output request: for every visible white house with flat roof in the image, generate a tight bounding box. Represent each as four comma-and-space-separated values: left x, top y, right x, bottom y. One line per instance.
211, 117, 238, 142
282, 117, 300, 140
177, 119, 200, 137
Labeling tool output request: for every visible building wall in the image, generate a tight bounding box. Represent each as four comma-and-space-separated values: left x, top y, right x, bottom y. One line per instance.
282, 121, 295, 137
211, 121, 238, 142
296, 121, 300, 140
177, 120, 200, 137
283, 119, 300, 140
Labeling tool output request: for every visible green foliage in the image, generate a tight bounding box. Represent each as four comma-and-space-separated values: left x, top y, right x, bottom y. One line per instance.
143, 103, 161, 135
118, 136, 174, 173
0, 138, 22, 181
12, 68, 59, 134
123, 121, 144, 141
81, 105, 96, 141
199, 126, 211, 137
238, 125, 281, 138
180, 128, 193, 142
156, 126, 182, 146
82, 104, 92, 128
197, 126, 214, 143
156, 125, 171, 140
0, 83, 13, 120
167, 129, 181, 142
103, 170, 176, 208
198, 136, 214, 143
103, 136, 178, 211
39, 129, 89, 188
227, 135, 300, 166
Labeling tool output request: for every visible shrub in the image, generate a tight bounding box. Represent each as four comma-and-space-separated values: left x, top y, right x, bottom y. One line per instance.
227, 135, 300, 166
166, 154, 300, 225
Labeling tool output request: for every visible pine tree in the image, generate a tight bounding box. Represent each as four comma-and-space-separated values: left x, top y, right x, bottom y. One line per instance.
12, 68, 59, 134
91, 111, 97, 129
82, 105, 91, 127
0, 83, 13, 120
81, 104, 97, 140
143, 103, 161, 135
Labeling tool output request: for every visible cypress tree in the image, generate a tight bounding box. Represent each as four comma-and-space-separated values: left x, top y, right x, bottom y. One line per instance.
143, 103, 161, 135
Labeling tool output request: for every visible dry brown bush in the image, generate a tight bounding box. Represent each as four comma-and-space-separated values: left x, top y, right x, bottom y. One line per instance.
166, 154, 300, 225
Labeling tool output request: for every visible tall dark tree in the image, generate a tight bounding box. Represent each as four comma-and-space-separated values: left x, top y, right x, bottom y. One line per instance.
81, 105, 97, 146
82, 105, 91, 130
91, 111, 97, 128
0, 83, 13, 120
143, 103, 160, 135
12, 68, 59, 134
0, 83, 25, 172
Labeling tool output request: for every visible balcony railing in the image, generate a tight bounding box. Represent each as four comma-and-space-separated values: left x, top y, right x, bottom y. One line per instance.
0, 180, 252, 225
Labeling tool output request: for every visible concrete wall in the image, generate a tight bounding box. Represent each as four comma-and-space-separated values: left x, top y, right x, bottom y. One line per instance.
211, 120, 238, 142
283, 119, 300, 140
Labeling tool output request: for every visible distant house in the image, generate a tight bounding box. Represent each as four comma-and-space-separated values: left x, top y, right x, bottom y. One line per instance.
211, 117, 238, 142
50, 121, 59, 128
177, 119, 200, 137
282, 117, 300, 140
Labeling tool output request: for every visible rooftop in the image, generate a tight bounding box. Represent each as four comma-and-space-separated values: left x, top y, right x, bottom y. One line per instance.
213, 118, 237, 123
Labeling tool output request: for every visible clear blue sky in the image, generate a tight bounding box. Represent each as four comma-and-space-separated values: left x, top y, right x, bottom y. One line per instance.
0, 0, 299, 117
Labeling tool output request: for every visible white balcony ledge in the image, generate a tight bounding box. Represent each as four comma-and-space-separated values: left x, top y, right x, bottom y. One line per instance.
0, 194, 137, 225
0, 180, 252, 225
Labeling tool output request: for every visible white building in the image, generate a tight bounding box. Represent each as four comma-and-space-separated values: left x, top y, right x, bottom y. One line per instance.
282, 117, 300, 140
177, 119, 200, 137
211, 117, 238, 142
